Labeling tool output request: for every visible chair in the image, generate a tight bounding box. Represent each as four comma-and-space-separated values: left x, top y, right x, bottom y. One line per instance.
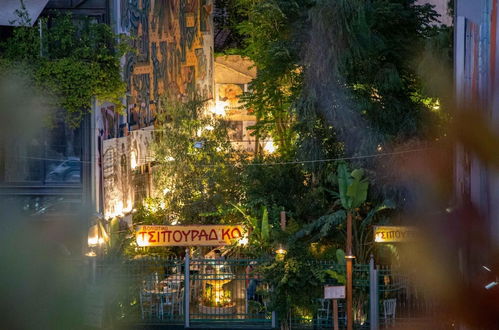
159, 291, 176, 319
159, 284, 184, 319
139, 290, 158, 320
176, 288, 185, 316
383, 298, 396, 326
315, 298, 330, 328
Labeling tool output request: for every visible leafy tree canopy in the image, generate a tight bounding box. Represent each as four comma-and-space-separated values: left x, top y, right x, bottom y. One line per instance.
150, 98, 244, 225
0, 8, 126, 128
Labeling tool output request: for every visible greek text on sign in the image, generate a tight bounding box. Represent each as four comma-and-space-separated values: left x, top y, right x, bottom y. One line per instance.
136, 225, 245, 247
324, 286, 345, 299
374, 226, 418, 243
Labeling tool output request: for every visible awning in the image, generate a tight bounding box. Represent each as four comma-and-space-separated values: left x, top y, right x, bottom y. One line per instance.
0, 0, 49, 27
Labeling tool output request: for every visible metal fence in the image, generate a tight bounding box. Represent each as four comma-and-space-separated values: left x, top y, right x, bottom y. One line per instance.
377, 265, 440, 328
188, 258, 273, 328
288, 263, 371, 330
87, 256, 439, 329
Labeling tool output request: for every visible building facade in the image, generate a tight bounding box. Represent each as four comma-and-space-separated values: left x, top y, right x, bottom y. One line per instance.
0, 0, 215, 253
455, 0, 499, 248
0, 0, 108, 221
94, 0, 214, 227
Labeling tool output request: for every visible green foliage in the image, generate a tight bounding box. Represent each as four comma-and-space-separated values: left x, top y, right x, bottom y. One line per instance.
324, 248, 347, 284
232, 203, 274, 255
261, 206, 270, 242
0, 10, 126, 128
235, 0, 313, 157
152, 98, 244, 224
338, 163, 369, 210
293, 164, 394, 263
260, 250, 326, 325
300, 0, 444, 144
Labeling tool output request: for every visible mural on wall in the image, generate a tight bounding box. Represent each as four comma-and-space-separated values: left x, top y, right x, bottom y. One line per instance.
101, 128, 154, 218
217, 83, 244, 114
129, 127, 154, 169
120, 0, 214, 131
213, 56, 258, 153
102, 137, 131, 218
100, 129, 154, 218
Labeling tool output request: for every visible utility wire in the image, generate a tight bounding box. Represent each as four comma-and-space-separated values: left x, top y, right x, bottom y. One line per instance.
2, 147, 432, 167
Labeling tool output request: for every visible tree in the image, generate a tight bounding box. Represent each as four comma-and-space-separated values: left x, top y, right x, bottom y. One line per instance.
150, 98, 244, 225
0, 10, 126, 128
235, 0, 313, 157
301, 0, 442, 151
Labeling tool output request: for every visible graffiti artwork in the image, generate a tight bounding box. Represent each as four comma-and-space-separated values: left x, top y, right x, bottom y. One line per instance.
102, 137, 133, 218
129, 127, 154, 168
120, 0, 214, 130
101, 126, 154, 218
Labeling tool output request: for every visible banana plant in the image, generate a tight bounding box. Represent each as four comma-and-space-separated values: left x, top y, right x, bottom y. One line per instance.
294, 163, 393, 260
232, 204, 272, 252
337, 162, 369, 330
337, 162, 369, 212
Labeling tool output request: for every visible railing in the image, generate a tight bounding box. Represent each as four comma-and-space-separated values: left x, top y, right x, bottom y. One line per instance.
288, 262, 370, 329
86, 257, 439, 329
188, 258, 272, 328
377, 265, 439, 328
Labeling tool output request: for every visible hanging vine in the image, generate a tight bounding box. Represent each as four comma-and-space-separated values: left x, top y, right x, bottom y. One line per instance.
0, 7, 127, 128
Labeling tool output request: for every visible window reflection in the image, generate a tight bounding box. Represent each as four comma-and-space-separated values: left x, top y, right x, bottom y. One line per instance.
0, 110, 82, 184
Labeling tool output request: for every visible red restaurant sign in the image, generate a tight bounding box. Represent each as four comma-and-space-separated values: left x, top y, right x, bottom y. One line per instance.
135, 225, 245, 247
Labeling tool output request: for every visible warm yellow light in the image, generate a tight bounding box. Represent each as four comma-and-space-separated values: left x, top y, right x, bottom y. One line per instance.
432, 100, 440, 111
136, 232, 150, 247
276, 248, 287, 254
105, 200, 133, 219
210, 101, 227, 116
263, 140, 276, 154
276, 244, 287, 255
88, 225, 99, 247
85, 251, 97, 257
88, 236, 98, 246
238, 236, 249, 246
130, 150, 137, 169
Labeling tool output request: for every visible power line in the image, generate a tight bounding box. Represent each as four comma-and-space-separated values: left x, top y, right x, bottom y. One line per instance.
190, 147, 432, 167
1, 146, 431, 167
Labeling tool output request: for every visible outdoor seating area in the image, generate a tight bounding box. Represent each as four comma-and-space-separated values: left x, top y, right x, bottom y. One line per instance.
92, 256, 438, 329
139, 272, 185, 320
135, 257, 271, 323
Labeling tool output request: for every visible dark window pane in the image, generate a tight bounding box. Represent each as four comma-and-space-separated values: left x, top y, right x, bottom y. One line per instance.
1, 109, 82, 184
